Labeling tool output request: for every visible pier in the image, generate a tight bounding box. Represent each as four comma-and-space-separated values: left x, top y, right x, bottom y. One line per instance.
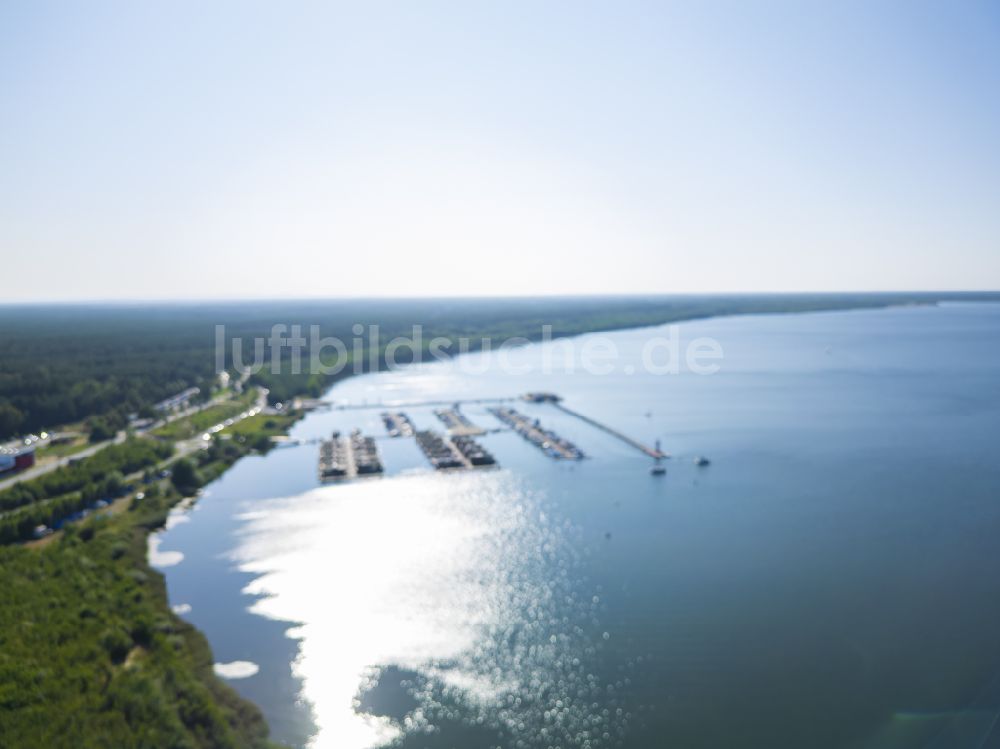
434, 407, 486, 436
333, 396, 516, 411
552, 403, 667, 459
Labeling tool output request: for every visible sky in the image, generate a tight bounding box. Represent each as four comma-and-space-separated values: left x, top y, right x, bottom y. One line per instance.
1, 0, 999, 301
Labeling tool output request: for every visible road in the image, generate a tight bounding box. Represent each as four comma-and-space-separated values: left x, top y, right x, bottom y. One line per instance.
0, 432, 127, 493
0, 387, 267, 493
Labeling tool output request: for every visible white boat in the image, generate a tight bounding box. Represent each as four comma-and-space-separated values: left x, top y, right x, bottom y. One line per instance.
650, 457, 666, 476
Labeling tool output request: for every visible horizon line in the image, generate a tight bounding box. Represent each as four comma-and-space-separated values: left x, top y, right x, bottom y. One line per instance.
2, 289, 1000, 307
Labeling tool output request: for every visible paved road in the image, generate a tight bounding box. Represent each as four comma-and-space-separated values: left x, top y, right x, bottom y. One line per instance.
0, 387, 267, 493
0, 432, 127, 493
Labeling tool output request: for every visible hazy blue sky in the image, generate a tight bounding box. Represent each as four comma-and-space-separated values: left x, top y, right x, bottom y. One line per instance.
2, 1, 998, 300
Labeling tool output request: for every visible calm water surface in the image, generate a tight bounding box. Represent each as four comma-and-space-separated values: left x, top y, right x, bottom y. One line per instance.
154, 304, 1000, 749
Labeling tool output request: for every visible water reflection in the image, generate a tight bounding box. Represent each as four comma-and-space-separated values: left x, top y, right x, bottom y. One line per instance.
229, 470, 620, 748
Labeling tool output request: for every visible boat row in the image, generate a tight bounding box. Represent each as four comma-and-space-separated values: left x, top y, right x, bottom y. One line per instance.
451, 435, 496, 467
414, 430, 496, 470
381, 411, 415, 437
488, 406, 585, 460
318, 429, 384, 480
350, 430, 383, 475
433, 407, 486, 436
318, 432, 352, 479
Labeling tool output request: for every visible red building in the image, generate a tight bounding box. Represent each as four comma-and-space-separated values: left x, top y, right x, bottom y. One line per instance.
0, 447, 35, 474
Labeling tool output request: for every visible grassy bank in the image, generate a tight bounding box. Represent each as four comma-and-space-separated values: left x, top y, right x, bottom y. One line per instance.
151, 390, 260, 441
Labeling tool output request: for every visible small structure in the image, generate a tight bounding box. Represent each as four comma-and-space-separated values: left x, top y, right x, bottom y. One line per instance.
521, 392, 562, 403
0, 446, 35, 475
153, 387, 201, 413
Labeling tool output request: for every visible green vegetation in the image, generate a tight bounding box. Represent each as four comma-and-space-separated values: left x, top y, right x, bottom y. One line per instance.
151, 390, 259, 441
0, 415, 296, 747
0, 490, 278, 748
227, 412, 299, 440
0, 438, 172, 514
4, 293, 999, 440
0, 439, 176, 544
170, 459, 202, 495
36, 435, 90, 460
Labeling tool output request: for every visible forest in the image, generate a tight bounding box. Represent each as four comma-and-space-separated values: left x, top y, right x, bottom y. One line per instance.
0, 429, 283, 748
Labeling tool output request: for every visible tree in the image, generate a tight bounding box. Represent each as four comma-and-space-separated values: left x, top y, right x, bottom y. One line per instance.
170, 460, 200, 493
0, 401, 24, 438
89, 417, 115, 443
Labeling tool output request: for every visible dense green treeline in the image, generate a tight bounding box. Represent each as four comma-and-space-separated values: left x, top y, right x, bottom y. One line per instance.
3, 293, 998, 439
0, 496, 278, 748
0, 418, 292, 747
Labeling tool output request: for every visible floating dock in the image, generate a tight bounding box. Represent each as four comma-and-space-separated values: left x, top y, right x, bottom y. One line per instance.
318, 430, 383, 480
488, 406, 585, 460
434, 407, 486, 436
318, 432, 352, 479
381, 411, 415, 438
350, 430, 384, 475
452, 435, 497, 467
414, 430, 495, 470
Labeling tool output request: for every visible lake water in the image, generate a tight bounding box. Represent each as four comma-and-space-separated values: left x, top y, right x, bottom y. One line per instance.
153, 303, 1000, 749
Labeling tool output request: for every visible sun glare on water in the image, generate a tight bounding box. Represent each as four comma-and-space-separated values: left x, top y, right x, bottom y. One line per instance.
228, 469, 622, 749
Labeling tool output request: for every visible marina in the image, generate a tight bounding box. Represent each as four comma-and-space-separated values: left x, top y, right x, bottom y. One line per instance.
320, 393, 673, 476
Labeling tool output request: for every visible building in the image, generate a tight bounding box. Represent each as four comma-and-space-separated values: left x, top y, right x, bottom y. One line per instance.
0, 446, 36, 474
153, 387, 201, 413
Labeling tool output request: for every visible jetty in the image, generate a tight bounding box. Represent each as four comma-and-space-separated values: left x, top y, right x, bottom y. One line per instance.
552, 403, 667, 459
333, 396, 516, 411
